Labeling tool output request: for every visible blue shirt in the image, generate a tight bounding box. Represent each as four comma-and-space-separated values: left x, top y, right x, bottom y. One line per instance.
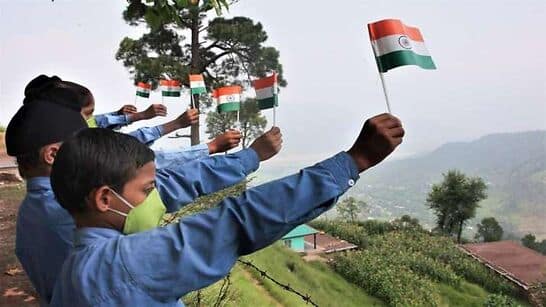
94, 112, 162, 146
50, 152, 359, 306
15, 149, 258, 304
94, 112, 130, 130
154, 143, 209, 170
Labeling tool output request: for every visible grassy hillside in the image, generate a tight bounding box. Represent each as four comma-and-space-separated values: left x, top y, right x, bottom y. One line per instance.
183, 243, 384, 306
311, 219, 528, 307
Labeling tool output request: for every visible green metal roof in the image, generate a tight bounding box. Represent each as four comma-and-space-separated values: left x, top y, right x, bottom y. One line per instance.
281, 224, 318, 240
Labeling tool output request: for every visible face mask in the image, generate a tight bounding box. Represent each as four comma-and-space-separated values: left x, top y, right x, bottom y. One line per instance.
107, 188, 166, 234
86, 116, 98, 128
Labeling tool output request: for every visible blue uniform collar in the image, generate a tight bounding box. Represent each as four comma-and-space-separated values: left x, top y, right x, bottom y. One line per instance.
75, 227, 122, 248
26, 176, 52, 192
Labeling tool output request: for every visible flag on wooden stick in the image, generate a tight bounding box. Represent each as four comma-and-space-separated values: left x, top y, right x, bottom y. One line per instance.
136, 82, 151, 98
368, 19, 436, 73
215, 86, 241, 113
253, 73, 278, 110
160, 80, 182, 97
189, 74, 207, 94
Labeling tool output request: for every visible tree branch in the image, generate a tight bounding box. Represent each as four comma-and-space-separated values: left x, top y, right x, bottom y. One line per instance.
203, 50, 234, 68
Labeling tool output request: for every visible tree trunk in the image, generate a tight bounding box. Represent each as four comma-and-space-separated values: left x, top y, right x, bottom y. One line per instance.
457, 220, 464, 243
190, 9, 200, 145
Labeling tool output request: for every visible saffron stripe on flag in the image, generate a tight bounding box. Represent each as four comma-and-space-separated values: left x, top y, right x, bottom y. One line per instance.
253, 74, 277, 90
368, 19, 424, 42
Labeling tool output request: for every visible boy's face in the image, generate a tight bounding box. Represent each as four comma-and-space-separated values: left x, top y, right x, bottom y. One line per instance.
92, 161, 157, 230
80, 95, 95, 120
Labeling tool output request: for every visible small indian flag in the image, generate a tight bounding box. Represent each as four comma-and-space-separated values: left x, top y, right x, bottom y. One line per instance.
368, 19, 436, 73
160, 80, 181, 97
189, 74, 206, 95
136, 82, 151, 98
253, 73, 278, 110
215, 86, 241, 113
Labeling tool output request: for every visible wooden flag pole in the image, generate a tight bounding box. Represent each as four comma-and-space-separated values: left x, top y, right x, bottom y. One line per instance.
378, 72, 392, 113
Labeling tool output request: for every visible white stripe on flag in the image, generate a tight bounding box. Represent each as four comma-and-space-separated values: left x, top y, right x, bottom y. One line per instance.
190, 81, 205, 88
218, 94, 241, 104
255, 87, 275, 100
371, 34, 431, 57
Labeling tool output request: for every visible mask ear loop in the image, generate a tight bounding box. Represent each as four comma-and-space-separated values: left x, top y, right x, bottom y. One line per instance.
107, 188, 135, 217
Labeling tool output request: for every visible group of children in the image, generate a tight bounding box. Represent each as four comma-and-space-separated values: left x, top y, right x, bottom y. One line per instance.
5, 74, 405, 306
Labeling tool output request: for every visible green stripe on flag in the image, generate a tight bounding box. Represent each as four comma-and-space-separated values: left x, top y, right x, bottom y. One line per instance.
257, 96, 278, 110
136, 92, 150, 98
375, 50, 436, 73
217, 102, 240, 113
162, 91, 181, 97
191, 87, 207, 95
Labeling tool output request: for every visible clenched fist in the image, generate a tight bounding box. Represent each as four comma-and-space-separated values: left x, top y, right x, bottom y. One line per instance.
177, 108, 199, 128
208, 130, 242, 153
347, 113, 405, 172
117, 104, 137, 115
250, 127, 283, 162
141, 104, 167, 120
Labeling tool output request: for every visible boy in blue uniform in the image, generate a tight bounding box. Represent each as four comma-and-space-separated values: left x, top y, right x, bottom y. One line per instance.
5, 78, 281, 304
50, 113, 404, 306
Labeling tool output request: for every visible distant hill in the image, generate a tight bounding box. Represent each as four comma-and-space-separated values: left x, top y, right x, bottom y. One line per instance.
349, 130, 546, 239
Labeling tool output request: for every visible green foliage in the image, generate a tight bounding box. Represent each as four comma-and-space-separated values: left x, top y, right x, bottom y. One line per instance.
427, 170, 487, 242
0, 125, 6, 132
311, 219, 519, 305
117, 2, 285, 90
483, 294, 521, 307
521, 233, 546, 255
336, 196, 367, 222
206, 99, 267, 148
475, 217, 504, 242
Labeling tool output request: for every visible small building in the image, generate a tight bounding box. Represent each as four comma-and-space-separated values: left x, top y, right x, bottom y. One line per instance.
304, 232, 358, 254
281, 224, 318, 252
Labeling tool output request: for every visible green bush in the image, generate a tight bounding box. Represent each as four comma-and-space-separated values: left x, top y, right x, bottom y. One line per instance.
483, 294, 521, 307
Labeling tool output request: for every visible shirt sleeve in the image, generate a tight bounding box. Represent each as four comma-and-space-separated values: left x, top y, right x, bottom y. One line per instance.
127, 126, 164, 146
155, 148, 259, 212
119, 151, 359, 301
154, 143, 210, 169
94, 112, 131, 130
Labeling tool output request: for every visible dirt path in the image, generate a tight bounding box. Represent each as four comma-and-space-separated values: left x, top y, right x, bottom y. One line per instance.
240, 267, 283, 307
0, 185, 38, 307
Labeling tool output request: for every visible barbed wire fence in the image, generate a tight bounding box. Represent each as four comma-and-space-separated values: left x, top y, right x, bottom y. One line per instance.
237, 259, 319, 307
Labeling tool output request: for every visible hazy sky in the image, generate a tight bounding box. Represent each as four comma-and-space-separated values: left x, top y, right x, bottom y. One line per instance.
1, 1, 545, 169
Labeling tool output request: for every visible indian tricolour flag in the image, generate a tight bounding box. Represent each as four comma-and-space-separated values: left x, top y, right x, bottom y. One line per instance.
253, 73, 278, 110
189, 74, 206, 94
136, 82, 151, 98
160, 80, 181, 97
215, 86, 241, 113
368, 19, 436, 73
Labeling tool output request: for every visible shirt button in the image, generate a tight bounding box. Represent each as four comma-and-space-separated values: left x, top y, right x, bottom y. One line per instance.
348, 179, 355, 186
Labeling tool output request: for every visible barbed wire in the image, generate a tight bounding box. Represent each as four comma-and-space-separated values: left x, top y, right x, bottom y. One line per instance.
213, 273, 231, 307
237, 259, 319, 307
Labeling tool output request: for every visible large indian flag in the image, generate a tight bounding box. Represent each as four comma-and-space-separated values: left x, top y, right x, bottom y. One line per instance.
253, 74, 278, 110
215, 86, 241, 113
136, 82, 151, 98
160, 80, 181, 97
189, 74, 206, 94
368, 19, 436, 73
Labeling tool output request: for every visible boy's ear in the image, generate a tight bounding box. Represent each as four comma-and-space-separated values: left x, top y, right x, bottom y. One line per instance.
91, 186, 113, 212
42, 142, 61, 166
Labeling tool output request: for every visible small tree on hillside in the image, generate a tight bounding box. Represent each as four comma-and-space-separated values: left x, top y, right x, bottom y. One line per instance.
206, 99, 266, 148
474, 217, 503, 242
337, 197, 367, 223
426, 170, 487, 243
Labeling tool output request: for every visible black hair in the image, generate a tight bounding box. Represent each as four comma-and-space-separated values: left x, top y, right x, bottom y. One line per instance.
23, 74, 92, 111
16, 150, 42, 178
50, 128, 155, 213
